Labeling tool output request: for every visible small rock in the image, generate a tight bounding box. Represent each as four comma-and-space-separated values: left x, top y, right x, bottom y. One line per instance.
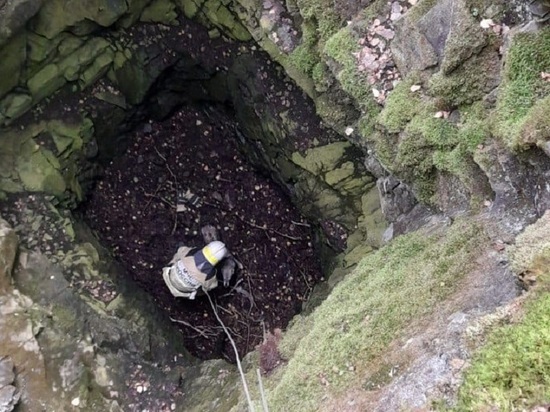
480, 19, 494, 29
71, 397, 80, 406
345, 127, 354, 136
410, 84, 421, 92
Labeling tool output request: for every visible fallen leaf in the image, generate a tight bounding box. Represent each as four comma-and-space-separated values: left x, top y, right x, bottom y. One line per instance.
410, 84, 421, 92
345, 127, 354, 136
372, 88, 381, 98
408, 0, 417, 4
434, 111, 444, 118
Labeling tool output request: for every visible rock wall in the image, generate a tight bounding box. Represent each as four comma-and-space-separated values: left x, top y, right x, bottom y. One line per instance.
1, 0, 550, 410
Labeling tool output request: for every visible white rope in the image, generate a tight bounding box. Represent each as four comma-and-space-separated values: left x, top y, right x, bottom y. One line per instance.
204, 289, 255, 412
257, 368, 269, 412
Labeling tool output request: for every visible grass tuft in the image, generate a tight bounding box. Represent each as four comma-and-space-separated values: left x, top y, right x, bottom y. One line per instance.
453, 212, 550, 411
493, 27, 550, 149
267, 221, 485, 411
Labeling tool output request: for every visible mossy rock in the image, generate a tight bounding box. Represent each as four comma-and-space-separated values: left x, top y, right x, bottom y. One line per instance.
140, 0, 179, 24
27, 63, 66, 102
0, 93, 33, 122
492, 27, 550, 149
26, 32, 62, 69
377, 74, 423, 134
78, 50, 115, 89
261, 220, 485, 411
429, 46, 501, 107
31, 0, 129, 39
118, 0, 155, 27
16, 145, 66, 196
0, 33, 26, 99
174, 0, 204, 19
202, 0, 251, 41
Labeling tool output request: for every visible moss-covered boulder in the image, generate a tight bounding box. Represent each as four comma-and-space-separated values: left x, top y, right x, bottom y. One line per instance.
30, 0, 129, 39
0, 33, 26, 99
0, 118, 96, 200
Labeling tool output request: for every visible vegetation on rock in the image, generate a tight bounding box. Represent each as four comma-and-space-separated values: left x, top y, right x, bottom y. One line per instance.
454, 212, 550, 411
259, 220, 484, 411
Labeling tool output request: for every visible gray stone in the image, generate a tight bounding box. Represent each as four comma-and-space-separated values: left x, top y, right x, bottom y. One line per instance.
0, 385, 19, 412
0, 217, 18, 291
377, 175, 417, 223
0, 357, 15, 388
0, 0, 45, 47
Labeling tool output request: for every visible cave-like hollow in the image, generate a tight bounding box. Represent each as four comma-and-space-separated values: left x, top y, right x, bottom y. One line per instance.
76, 20, 351, 361
81, 102, 325, 361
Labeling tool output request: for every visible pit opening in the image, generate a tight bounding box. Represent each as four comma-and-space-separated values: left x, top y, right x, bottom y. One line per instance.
81, 102, 325, 361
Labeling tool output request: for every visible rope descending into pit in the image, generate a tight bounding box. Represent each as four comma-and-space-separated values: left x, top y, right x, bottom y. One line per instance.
204, 289, 269, 412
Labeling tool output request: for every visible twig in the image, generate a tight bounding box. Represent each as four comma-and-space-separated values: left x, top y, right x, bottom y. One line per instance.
220, 278, 244, 297
236, 215, 302, 241
142, 181, 164, 213
202, 199, 302, 241
154, 146, 179, 234
169, 317, 218, 339
257, 368, 269, 412
204, 290, 255, 412
144, 192, 175, 208
291, 220, 311, 227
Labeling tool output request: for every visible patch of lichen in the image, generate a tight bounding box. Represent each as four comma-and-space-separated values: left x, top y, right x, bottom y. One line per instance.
493, 27, 550, 150
264, 220, 485, 412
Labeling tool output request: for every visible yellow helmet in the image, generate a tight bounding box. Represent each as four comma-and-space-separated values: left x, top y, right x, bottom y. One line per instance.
202, 241, 227, 266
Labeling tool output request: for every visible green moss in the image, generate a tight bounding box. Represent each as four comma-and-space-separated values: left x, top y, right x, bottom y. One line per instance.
493, 27, 550, 149
378, 76, 423, 133
457, 102, 490, 151
406, 110, 458, 148
429, 47, 497, 107
324, 28, 378, 110
296, 0, 341, 43
455, 289, 550, 411
453, 213, 550, 411
517, 94, 550, 148
268, 221, 485, 411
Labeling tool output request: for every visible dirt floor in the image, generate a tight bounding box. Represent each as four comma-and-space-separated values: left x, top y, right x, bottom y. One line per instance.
81, 104, 323, 361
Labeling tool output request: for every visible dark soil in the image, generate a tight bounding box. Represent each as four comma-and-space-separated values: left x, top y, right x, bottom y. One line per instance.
82, 104, 322, 361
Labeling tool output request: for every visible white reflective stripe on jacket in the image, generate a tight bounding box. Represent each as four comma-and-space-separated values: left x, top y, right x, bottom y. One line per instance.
162, 246, 218, 299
